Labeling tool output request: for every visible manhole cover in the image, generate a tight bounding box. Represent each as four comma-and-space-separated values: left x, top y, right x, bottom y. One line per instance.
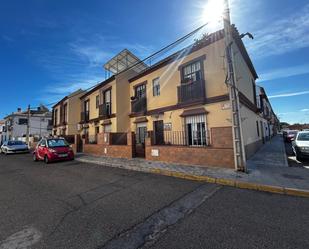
281, 174, 304, 180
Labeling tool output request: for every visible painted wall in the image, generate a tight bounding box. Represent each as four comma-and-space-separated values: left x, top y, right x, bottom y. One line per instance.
232, 41, 256, 104
129, 38, 228, 111
67, 91, 84, 135
115, 69, 137, 132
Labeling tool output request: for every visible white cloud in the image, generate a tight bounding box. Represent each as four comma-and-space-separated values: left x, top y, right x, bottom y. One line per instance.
246, 4, 309, 58
258, 64, 309, 82
301, 109, 309, 112
269, 90, 309, 99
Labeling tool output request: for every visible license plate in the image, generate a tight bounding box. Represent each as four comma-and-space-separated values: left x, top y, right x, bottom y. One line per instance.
58, 153, 68, 158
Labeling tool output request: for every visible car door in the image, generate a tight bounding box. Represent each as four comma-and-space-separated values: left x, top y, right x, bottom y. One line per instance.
38, 139, 46, 159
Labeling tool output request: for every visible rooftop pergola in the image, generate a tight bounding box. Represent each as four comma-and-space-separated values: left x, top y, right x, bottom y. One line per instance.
103, 49, 148, 75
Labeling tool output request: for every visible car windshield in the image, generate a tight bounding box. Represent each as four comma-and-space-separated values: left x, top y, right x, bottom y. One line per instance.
297, 133, 309, 141
47, 139, 69, 148
8, 141, 25, 146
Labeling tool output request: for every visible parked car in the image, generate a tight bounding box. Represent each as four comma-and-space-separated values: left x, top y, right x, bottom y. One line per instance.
33, 138, 74, 163
0, 140, 29, 155
283, 130, 298, 142
292, 131, 309, 161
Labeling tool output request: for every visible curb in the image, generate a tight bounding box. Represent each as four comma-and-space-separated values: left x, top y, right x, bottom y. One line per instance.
149, 168, 309, 198
76, 158, 309, 198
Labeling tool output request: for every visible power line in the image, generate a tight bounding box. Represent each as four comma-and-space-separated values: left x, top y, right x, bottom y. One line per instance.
29, 23, 208, 110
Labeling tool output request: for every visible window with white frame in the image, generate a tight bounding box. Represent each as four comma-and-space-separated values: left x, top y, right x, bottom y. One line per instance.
104, 89, 111, 115
182, 61, 202, 83
185, 115, 207, 146
104, 124, 112, 133
152, 77, 160, 96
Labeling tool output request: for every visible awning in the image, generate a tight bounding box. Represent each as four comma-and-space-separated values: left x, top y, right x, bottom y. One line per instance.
180, 107, 208, 117
133, 116, 148, 123
102, 119, 112, 125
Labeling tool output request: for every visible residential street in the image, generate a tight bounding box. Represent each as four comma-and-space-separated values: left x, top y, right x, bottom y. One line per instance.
0, 154, 308, 249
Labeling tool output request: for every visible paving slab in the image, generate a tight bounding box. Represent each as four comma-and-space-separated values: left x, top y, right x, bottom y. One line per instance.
76, 135, 309, 195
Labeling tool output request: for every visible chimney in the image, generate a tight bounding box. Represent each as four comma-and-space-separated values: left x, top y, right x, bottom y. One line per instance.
17, 108, 21, 112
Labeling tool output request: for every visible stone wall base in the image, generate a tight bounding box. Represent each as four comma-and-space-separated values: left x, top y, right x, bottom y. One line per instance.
83, 144, 132, 159
145, 145, 234, 169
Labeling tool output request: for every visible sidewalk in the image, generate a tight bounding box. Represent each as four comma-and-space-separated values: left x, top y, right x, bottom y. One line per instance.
76, 135, 309, 197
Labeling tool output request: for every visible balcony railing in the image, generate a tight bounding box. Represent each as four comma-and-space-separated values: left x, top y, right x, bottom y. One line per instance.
81, 111, 89, 122
99, 103, 112, 118
177, 80, 205, 104
131, 97, 147, 113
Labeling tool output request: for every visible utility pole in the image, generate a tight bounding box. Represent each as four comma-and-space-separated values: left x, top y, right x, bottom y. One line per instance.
223, 0, 246, 171
26, 105, 30, 144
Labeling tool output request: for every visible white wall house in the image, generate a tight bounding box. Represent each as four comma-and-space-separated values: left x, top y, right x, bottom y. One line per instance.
2, 105, 52, 142
0, 120, 5, 145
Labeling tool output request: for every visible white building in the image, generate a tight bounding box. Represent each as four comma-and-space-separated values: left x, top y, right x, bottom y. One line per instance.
2, 105, 52, 143
0, 120, 5, 145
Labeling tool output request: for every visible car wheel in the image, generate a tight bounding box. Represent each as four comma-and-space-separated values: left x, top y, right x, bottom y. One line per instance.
296, 153, 302, 162
44, 155, 49, 164
33, 153, 38, 162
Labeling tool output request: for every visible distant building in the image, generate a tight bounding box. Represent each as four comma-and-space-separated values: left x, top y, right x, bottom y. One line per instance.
52, 89, 86, 137
2, 105, 52, 142
0, 120, 5, 145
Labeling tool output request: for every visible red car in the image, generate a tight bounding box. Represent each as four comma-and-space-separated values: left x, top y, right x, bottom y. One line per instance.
33, 138, 74, 163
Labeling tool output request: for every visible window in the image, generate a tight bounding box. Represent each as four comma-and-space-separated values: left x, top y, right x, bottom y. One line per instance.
135, 84, 146, 99
63, 104, 67, 123
54, 109, 58, 125
256, 121, 260, 137
84, 100, 89, 112
104, 124, 112, 133
182, 61, 202, 83
18, 118, 28, 125
83, 100, 90, 121
96, 95, 99, 109
152, 78, 160, 96
185, 115, 207, 146
103, 89, 111, 116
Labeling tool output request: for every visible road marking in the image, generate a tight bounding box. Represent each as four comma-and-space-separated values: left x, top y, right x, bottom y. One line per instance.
0, 226, 41, 249
99, 184, 221, 249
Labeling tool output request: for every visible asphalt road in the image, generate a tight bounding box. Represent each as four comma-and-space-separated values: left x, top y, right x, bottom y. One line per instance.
0, 154, 308, 249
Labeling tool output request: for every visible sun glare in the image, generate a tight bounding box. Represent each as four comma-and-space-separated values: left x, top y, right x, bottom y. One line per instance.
202, 0, 225, 28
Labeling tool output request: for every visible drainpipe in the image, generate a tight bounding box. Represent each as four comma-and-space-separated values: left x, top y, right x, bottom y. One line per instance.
223, 0, 246, 172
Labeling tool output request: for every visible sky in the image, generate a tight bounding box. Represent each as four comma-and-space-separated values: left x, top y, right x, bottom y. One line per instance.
0, 0, 309, 124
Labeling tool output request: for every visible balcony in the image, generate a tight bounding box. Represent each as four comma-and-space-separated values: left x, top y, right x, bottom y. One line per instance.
131, 97, 147, 113
99, 103, 112, 118
177, 80, 205, 104
80, 111, 89, 123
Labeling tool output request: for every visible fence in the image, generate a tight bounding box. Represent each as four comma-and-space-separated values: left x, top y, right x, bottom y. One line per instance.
153, 130, 208, 147
110, 132, 127, 145
62, 135, 75, 144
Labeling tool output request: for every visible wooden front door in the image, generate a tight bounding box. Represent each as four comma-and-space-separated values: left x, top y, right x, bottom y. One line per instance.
154, 120, 164, 145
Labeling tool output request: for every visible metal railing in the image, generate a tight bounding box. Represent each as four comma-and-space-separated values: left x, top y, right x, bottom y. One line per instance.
110, 133, 127, 145
62, 135, 75, 144
177, 80, 205, 104
131, 97, 147, 113
99, 103, 112, 118
153, 130, 208, 147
